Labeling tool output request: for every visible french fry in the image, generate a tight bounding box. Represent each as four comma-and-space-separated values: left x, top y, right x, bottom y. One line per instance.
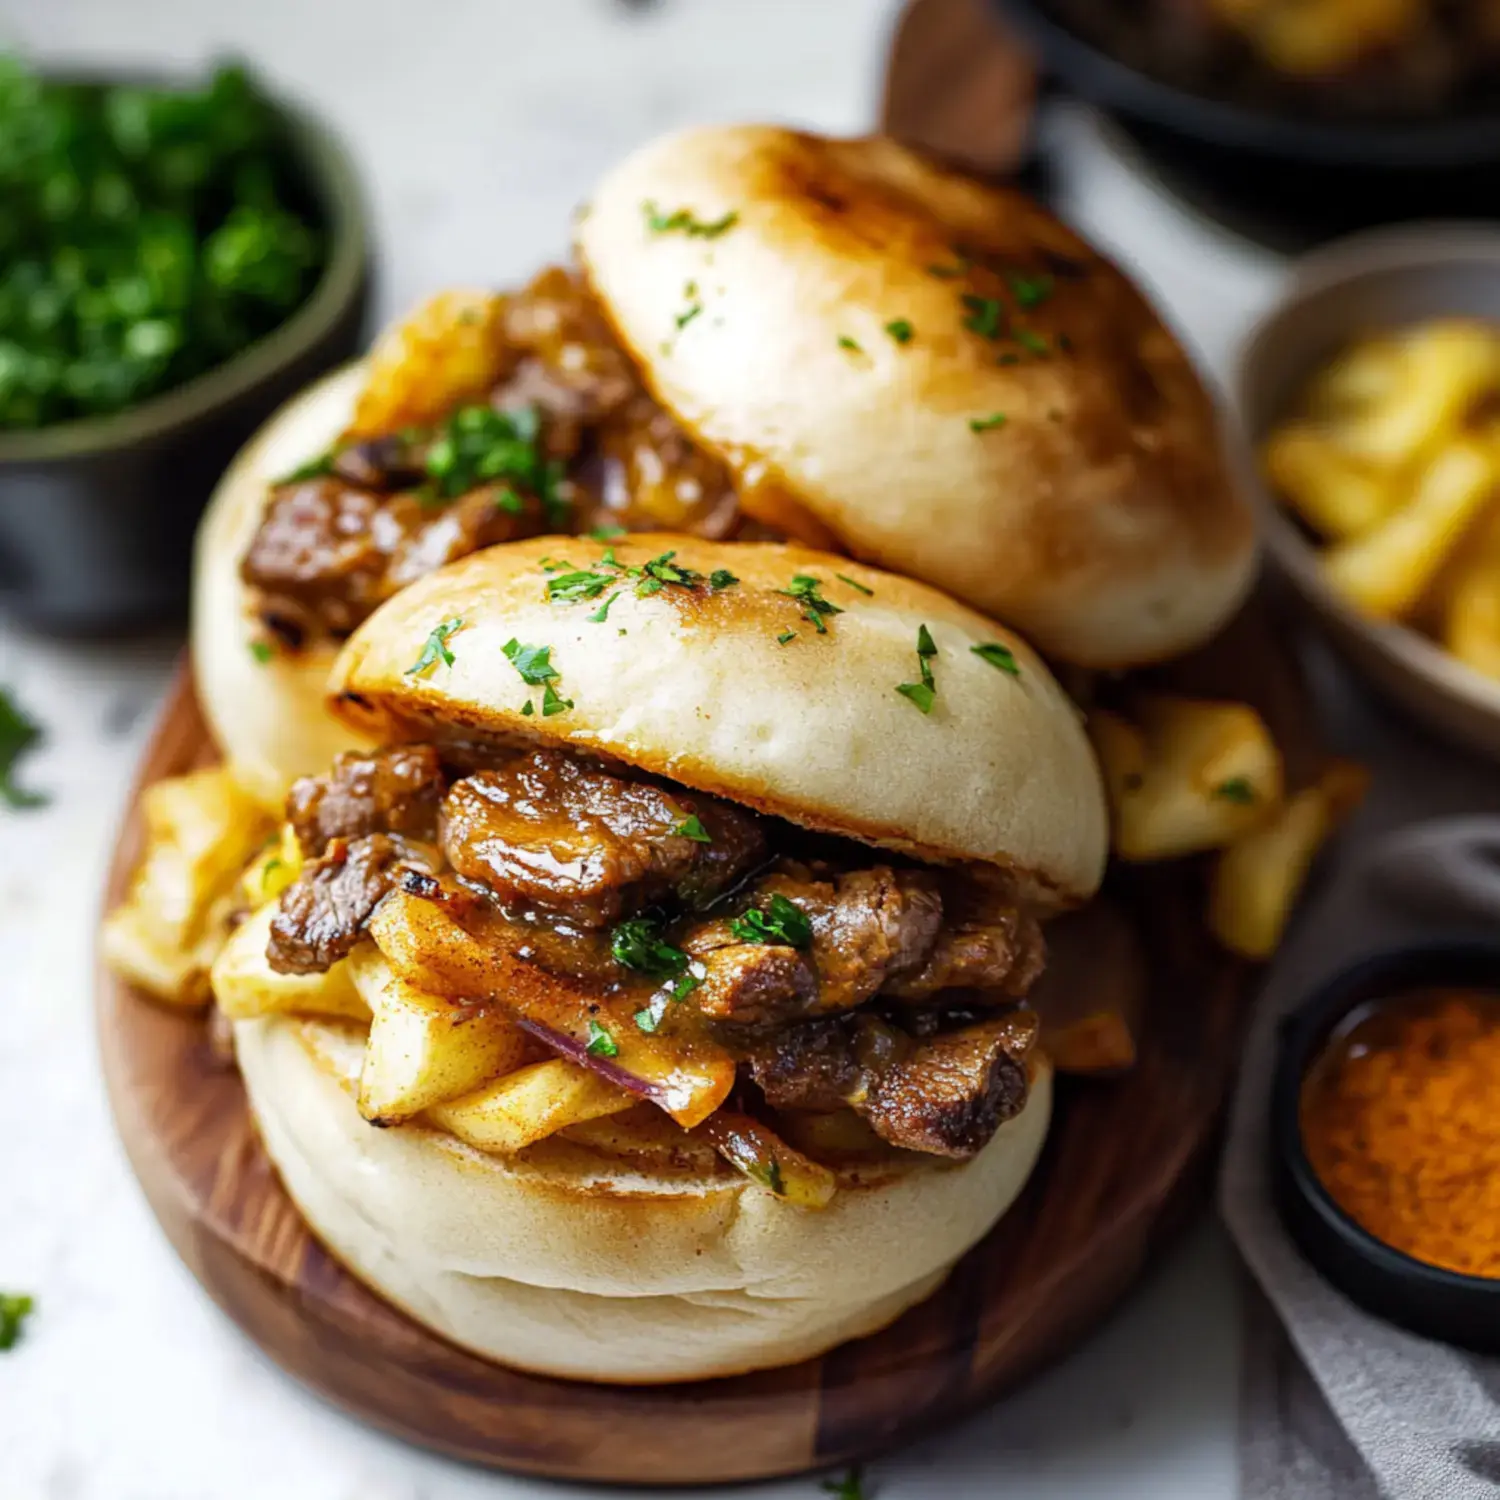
1096, 697, 1284, 862
1209, 760, 1370, 960
348, 289, 509, 439
346, 946, 530, 1123
210, 903, 370, 1022
101, 767, 275, 1005
1322, 437, 1500, 619
1442, 503, 1500, 680
428, 1057, 633, 1155
1261, 424, 1398, 541
1300, 334, 1407, 422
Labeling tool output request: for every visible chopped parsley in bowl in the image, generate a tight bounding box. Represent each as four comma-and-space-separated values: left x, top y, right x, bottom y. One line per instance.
0, 57, 326, 430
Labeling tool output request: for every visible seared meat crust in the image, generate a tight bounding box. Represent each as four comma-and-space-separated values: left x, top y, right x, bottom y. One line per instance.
287, 745, 446, 857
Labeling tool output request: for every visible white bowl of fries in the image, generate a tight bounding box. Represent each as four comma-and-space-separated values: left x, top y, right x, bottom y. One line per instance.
1237, 224, 1500, 763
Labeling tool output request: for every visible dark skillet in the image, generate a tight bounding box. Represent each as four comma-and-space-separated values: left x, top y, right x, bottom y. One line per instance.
989, 0, 1500, 245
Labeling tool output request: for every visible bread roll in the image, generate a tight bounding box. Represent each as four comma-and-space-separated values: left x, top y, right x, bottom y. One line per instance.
578, 124, 1257, 667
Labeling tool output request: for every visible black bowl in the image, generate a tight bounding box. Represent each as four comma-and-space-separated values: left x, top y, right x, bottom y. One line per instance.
991, 0, 1500, 244
1271, 941, 1500, 1351
0, 81, 371, 633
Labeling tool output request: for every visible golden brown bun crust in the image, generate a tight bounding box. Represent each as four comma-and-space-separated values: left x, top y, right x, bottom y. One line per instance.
235, 1014, 1053, 1383
192, 364, 374, 808
577, 125, 1257, 667
326, 535, 1108, 904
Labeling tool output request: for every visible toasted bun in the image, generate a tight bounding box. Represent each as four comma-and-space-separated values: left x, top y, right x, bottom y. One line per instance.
192, 364, 375, 809
327, 535, 1108, 905
577, 125, 1257, 667
235, 1013, 1052, 1382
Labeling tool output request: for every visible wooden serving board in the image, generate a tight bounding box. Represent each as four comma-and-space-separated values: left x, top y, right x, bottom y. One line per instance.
94, 14, 1306, 1482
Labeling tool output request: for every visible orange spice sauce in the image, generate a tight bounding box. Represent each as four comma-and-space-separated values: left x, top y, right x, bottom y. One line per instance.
1300, 987, 1500, 1279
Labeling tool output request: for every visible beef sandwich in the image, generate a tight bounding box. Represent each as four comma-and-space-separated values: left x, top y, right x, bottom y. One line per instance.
192, 123, 1255, 808
207, 535, 1108, 1382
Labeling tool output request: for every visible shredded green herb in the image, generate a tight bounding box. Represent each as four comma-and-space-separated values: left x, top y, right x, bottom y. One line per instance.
674, 814, 711, 843
587, 592, 620, 624
1008, 271, 1055, 308
1015, 328, 1050, 356
642, 202, 739, 238
971, 641, 1021, 677
884, 318, 914, 344
502, 639, 560, 685
585, 1019, 618, 1057
749, 1158, 787, 1196
896, 623, 940, 715
961, 294, 1005, 340
777, 630, 797, 645
547, 569, 615, 604
821, 1467, 867, 1500
838, 335, 862, 353
709, 569, 739, 590
1214, 776, 1256, 805
541, 683, 573, 717
248, 640, 273, 665
1, 687, 50, 808
587, 520, 627, 539
836, 573, 873, 597
969, 412, 1008, 433
730, 893, 813, 949
779, 574, 843, 634
404, 617, 465, 677
0, 1292, 34, 1352
674, 302, 702, 331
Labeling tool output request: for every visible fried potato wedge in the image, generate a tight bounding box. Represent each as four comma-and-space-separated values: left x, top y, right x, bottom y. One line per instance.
210, 903, 369, 1022
1093, 697, 1283, 861
1262, 424, 1398, 541
1209, 760, 1370, 960
102, 767, 275, 1005
1443, 504, 1500, 680
429, 1057, 633, 1155
346, 945, 531, 1124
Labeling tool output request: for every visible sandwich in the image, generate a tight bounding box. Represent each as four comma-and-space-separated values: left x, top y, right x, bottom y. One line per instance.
194, 534, 1108, 1381
191, 123, 1256, 808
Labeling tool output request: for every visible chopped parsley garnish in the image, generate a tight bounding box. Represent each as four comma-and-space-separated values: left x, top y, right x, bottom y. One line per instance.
674, 302, 703, 331
779, 575, 843, 634
821, 1467, 866, 1500
494, 486, 525, 516
1008, 271, 1055, 308
1015, 328, 1050, 356
961, 294, 1005, 340
884, 318, 914, 344
502, 639, 560, 685
588, 520, 627, 539
838, 335, 863, 353
836, 573, 873, 596
636, 550, 702, 594
587, 592, 620, 624
1214, 776, 1256, 805
585, 1019, 619, 1057
969, 412, 1008, 433
971, 641, 1021, 677
547, 569, 615, 604
730, 893, 813, 949
248, 640, 274, 665
541, 684, 573, 717
674, 814, 711, 843
0, 1292, 34, 1351
0, 689, 46, 809
642, 202, 739, 238
896, 623, 939, 715
749, 1158, 786, 1196
423, 404, 552, 506
709, 569, 739, 590
613, 916, 692, 978
521, 701, 534, 716
405, 616, 465, 677
777, 630, 796, 645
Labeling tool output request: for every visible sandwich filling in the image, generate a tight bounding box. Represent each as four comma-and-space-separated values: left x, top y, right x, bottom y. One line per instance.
242, 267, 758, 650
266, 743, 1045, 1165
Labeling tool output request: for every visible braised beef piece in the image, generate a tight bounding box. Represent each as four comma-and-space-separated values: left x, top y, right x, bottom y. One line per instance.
330, 434, 426, 491
242, 480, 545, 639
440, 750, 765, 926
287, 746, 446, 857
747, 1009, 1036, 1159
883, 896, 1045, 1001
683, 924, 818, 1026
861, 1011, 1037, 1158
268, 835, 420, 974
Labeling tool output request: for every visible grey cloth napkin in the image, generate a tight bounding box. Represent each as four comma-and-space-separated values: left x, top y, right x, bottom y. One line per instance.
1222, 642, 1500, 1499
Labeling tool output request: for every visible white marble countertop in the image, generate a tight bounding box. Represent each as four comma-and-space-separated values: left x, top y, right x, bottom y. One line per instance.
0, 3, 1294, 1495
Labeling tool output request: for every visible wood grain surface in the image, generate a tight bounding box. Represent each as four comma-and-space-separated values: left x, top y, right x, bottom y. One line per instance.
94, 5, 1295, 1482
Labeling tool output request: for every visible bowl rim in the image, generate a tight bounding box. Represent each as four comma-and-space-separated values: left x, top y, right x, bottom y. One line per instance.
991, 0, 1500, 167
0, 81, 368, 466
1232, 221, 1500, 729
1272, 940, 1500, 1300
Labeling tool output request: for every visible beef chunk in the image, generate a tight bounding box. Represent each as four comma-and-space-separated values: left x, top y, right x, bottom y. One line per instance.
862, 1011, 1038, 1159
287, 746, 446, 857
440, 752, 765, 926
330, 434, 426, 491
683, 922, 818, 1026
745, 1014, 905, 1113
267, 835, 413, 973
883, 901, 1045, 1002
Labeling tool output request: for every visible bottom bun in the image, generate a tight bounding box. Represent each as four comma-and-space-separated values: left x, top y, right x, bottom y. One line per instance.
234, 1015, 1053, 1383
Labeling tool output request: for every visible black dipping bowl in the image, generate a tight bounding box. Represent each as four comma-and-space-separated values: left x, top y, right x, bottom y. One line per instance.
1272, 941, 1500, 1352
991, 0, 1500, 246
0, 84, 370, 633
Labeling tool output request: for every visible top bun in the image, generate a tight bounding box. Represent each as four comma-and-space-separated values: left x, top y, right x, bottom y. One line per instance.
577, 124, 1257, 668
327, 535, 1108, 906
